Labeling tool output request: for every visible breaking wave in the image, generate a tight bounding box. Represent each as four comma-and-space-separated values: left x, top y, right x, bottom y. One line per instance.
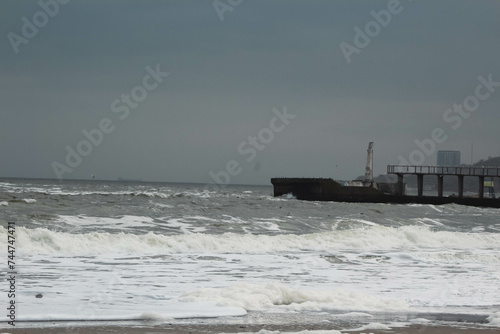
4, 225, 500, 255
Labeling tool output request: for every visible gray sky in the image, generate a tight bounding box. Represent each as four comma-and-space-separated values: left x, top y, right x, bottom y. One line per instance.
1, 0, 499, 184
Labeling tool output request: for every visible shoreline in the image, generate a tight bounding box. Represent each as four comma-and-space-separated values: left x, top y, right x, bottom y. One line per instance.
2, 311, 497, 333
2, 312, 498, 334
2, 323, 499, 334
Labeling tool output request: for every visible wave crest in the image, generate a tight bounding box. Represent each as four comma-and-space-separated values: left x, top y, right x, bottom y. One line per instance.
3, 225, 500, 255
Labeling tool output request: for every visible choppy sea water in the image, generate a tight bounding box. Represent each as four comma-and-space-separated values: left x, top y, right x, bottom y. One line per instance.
1, 178, 499, 330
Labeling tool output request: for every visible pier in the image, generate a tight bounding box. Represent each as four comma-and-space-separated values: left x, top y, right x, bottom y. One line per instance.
387, 165, 500, 198
271, 142, 500, 208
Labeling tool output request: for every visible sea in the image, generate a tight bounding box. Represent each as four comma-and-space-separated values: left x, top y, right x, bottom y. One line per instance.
1, 178, 499, 331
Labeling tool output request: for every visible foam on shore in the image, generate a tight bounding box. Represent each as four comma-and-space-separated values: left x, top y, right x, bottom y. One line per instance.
180, 282, 408, 312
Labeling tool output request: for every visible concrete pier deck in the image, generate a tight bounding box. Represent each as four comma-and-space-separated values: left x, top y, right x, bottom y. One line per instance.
388, 165, 500, 198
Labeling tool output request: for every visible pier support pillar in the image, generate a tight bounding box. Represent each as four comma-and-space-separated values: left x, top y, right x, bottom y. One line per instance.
496, 177, 499, 199
417, 174, 424, 197
437, 175, 444, 198
458, 175, 464, 198
478, 176, 484, 199
397, 174, 404, 195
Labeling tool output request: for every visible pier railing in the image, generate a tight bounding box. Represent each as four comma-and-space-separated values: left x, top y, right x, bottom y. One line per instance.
387, 165, 499, 198
387, 165, 500, 177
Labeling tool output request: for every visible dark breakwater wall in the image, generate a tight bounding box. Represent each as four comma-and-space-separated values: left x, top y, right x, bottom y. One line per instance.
271, 178, 500, 208
271, 178, 380, 201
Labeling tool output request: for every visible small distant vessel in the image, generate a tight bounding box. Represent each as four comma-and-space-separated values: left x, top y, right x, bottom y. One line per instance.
271, 142, 500, 208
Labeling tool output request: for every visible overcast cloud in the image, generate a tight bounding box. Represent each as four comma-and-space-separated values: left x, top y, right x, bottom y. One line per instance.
1, 0, 499, 184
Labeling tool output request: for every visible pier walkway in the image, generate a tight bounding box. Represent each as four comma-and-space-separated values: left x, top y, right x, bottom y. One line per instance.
387, 165, 500, 198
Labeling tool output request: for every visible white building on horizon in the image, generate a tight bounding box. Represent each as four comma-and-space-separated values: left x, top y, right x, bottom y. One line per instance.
437, 150, 461, 166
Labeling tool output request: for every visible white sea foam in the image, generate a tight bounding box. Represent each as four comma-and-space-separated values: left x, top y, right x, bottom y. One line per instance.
0, 201, 8, 206
233, 330, 343, 334
336, 218, 377, 226
267, 193, 296, 201
0, 182, 174, 198
331, 312, 373, 318
22, 198, 37, 203
418, 218, 445, 227
57, 215, 155, 229
488, 311, 500, 327
409, 250, 500, 264
151, 201, 174, 209
428, 205, 443, 212
221, 215, 249, 225
253, 220, 281, 231
4, 301, 245, 322
179, 282, 408, 312
343, 322, 391, 331
7, 225, 500, 255
165, 217, 208, 233
57, 214, 216, 232
139, 311, 171, 321
409, 318, 432, 323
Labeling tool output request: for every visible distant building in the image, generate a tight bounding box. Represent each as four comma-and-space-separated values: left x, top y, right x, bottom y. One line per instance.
437, 150, 461, 166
